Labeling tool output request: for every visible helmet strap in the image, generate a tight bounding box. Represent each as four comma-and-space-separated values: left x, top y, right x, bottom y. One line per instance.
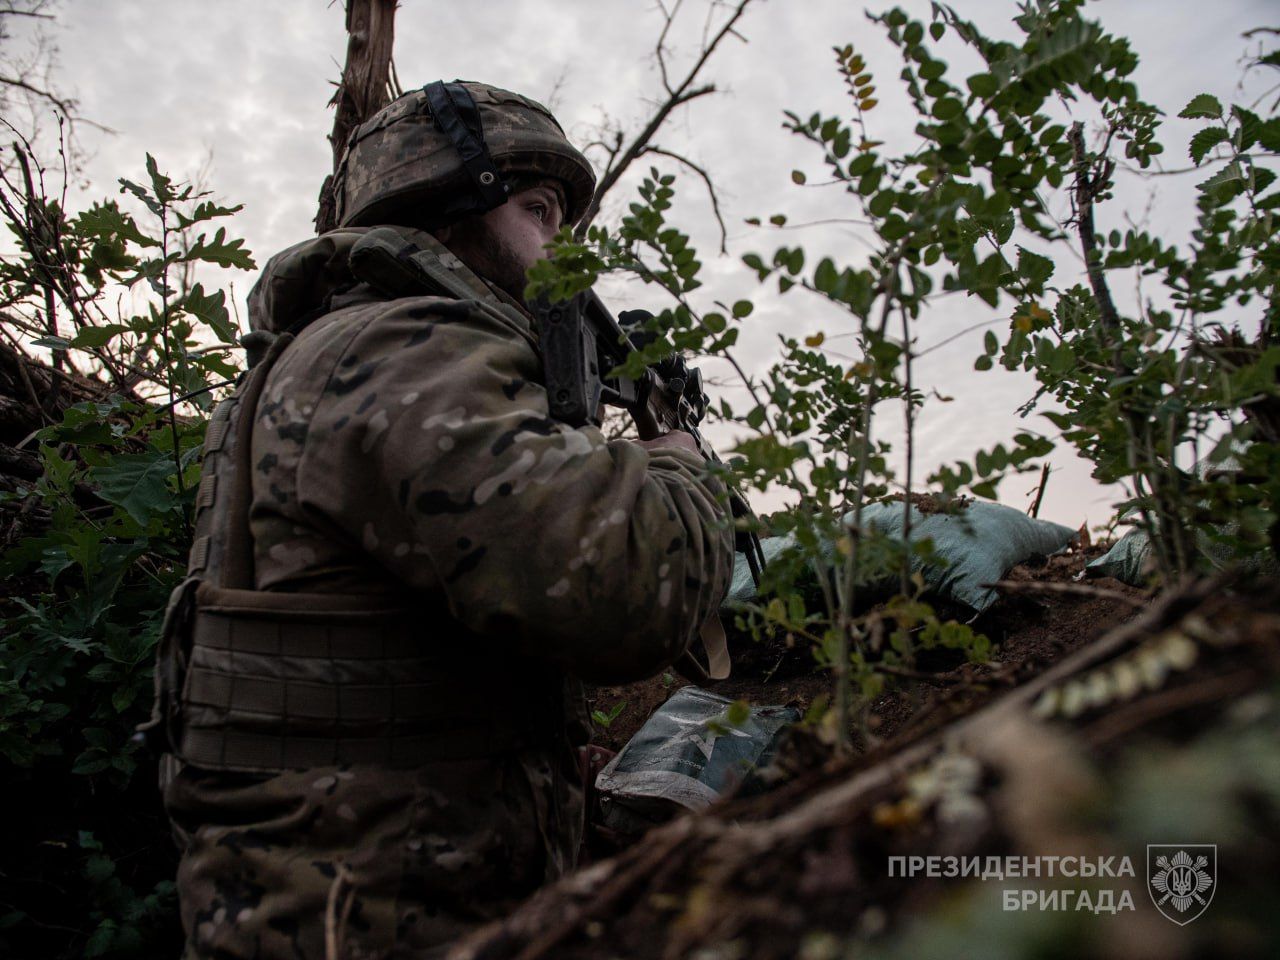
423, 81, 510, 213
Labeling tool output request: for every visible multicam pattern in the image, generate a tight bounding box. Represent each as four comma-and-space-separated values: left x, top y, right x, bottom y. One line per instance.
164, 226, 735, 959
336, 82, 597, 227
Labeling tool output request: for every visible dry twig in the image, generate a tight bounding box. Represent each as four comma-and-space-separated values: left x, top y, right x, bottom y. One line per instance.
986, 578, 1150, 608
574, 0, 755, 239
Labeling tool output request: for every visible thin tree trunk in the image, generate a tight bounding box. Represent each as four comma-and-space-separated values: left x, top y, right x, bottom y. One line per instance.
315, 0, 398, 234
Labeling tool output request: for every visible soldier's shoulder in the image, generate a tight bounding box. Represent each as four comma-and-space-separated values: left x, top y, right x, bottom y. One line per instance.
338, 292, 538, 359
269, 294, 535, 401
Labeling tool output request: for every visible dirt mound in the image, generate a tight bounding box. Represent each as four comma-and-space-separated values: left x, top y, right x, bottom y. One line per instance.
587, 540, 1147, 753
495, 573, 1278, 960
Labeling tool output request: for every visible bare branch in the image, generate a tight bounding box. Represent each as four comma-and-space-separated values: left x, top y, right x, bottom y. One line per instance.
1027, 462, 1050, 518
912, 316, 1003, 358
1068, 122, 1121, 340
542, 65, 571, 113
637, 144, 728, 252
0, 72, 75, 121
986, 579, 1150, 608
575, 0, 755, 237
768, 216, 874, 230
654, 0, 683, 96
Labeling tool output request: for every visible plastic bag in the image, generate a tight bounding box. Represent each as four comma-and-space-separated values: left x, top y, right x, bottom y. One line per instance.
595, 686, 799, 834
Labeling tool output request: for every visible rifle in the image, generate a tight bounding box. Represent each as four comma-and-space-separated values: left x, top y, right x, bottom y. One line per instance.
346, 228, 765, 680
534, 290, 766, 683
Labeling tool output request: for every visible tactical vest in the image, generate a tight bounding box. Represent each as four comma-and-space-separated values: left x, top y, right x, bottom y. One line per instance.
141, 232, 556, 773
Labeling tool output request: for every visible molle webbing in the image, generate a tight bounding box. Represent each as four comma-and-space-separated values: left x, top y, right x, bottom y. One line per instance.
179, 586, 526, 770
167, 331, 529, 773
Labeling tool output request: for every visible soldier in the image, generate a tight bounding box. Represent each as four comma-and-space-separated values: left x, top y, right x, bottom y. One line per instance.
144, 81, 735, 958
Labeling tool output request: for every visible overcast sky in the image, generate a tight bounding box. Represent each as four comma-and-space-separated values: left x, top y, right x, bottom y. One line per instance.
9, 0, 1277, 526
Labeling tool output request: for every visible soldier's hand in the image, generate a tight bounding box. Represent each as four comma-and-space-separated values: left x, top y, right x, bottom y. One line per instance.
634, 431, 701, 457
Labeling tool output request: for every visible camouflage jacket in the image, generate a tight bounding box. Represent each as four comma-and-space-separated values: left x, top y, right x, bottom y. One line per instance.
164, 226, 735, 959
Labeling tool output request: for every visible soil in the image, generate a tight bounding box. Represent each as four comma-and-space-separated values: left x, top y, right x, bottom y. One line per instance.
905, 490, 972, 514
464, 576, 1280, 960
584, 539, 1147, 753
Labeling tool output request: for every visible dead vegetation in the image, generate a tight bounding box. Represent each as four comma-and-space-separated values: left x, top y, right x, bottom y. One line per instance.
477, 573, 1280, 960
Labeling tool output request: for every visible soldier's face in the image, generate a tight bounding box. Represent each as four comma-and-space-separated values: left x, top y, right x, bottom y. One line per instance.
436, 183, 565, 302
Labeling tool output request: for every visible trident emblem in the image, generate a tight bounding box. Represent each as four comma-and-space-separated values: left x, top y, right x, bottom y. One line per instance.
1147, 845, 1216, 925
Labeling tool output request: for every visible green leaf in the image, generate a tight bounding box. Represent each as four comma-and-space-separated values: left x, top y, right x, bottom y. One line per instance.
182, 227, 256, 270
30, 335, 71, 351
591, 699, 627, 728
1178, 94, 1223, 119
919, 59, 947, 81
72, 754, 112, 775
868, 189, 896, 218
85, 921, 117, 958
84, 855, 116, 884
931, 98, 964, 121
75, 201, 160, 248
68, 325, 127, 349
1019, 18, 1102, 92
146, 153, 177, 203
181, 283, 238, 344
111, 684, 137, 713
813, 257, 838, 294
1260, 117, 1280, 152
1197, 161, 1245, 195
89, 451, 177, 525
1188, 127, 1228, 165
1016, 247, 1054, 287
971, 479, 998, 499
175, 200, 245, 229
1232, 106, 1263, 150
118, 177, 163, 217
880, 215, 909, 241
1038, 124, 1067, 146
732, 300, 754, 319
967, 73, 997, 98
847, 153, 876, 176
85, 238, 137, 278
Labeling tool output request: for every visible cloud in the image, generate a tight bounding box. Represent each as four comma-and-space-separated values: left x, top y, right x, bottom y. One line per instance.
25, 0, 1276, 524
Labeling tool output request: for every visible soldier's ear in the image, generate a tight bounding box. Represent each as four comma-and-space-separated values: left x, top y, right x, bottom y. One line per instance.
432, 224, 454, 244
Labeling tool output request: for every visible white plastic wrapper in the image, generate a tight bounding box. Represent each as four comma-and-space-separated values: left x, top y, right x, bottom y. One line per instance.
596, 686, 799, 834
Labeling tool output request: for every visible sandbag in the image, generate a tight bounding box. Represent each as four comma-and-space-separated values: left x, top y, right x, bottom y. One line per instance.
726, 499, 1077, 613
1086, 527, 1150, 584
1086, 448, 1278, 586
1087, 522, 1278, 586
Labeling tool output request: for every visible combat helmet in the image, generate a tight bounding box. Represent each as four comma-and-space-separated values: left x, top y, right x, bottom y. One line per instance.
334, 80, 596, 229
